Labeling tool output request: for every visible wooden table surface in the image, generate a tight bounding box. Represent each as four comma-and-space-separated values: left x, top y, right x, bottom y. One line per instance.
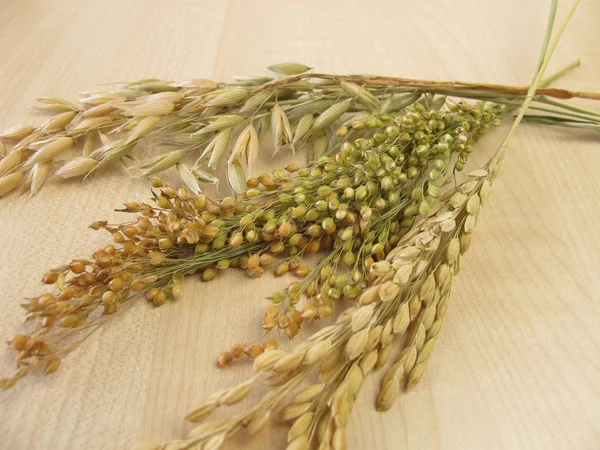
0, 1, 599, 449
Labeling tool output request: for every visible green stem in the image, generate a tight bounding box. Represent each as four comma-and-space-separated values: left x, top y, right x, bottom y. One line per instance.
540, 58, 581, 87
489, 0, 579, 172
538, 95, 600, 118
522, 116, 600, 130
501, 100, 600, 122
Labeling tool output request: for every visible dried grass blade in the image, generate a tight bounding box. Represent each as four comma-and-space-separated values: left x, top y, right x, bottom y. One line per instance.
256, 115, 270, 134
386, 92, 422, 113
199, 106, 223, 120
94, 140, 137, 163
98, 132, 111, 147
79, 93, 127, 106
14, 131, 44, 151
143, 92, 185, 103
343, 111, 370, 126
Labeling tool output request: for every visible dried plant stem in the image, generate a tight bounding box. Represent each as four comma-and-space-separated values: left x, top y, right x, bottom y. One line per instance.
268, 69, 599, 101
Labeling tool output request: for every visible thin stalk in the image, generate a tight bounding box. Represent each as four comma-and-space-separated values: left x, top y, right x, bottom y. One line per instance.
522, 116, 600, 130
540, 58, 581, 87
489, 0, 579, 171
538, 95, 600, 117
268, 72, 600, 102
500, 100, 600, 122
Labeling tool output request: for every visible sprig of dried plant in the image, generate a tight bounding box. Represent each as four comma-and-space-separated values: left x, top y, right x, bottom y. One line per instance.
0, 97, 504, 388
140, 165, 486, 450
0, 0, 595, 393
132, 3, 583, 449
1, 2, 596, 450
1, 58, 599, 199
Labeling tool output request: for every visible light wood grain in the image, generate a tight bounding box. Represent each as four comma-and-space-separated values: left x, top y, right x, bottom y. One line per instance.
1, 1, 599, 449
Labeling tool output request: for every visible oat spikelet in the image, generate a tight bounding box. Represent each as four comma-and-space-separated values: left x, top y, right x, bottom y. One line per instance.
30, 162, 52, 197
124, 100, 174, 117
292, 114, 314, 144
138, 149, 187, 177
205, 89, 248, 107
0, 150, 22, 177
267, 62, 312, 76
41, 111, 77, 132
227, 160, 247, 195
241, 90, 272, 112
206, 129, 233, 170
176, 163, 201, 194
312, 135, 328, 159
55, 157, 98, 179
125, 115, 161, 143
194, 115, 245, 136
0, 124, 35, 141
311, 99, 352, 134
23, 137, 73, 169
0, 172, 25, 197
271, 103, 293, 154
68, 116, 114, 136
